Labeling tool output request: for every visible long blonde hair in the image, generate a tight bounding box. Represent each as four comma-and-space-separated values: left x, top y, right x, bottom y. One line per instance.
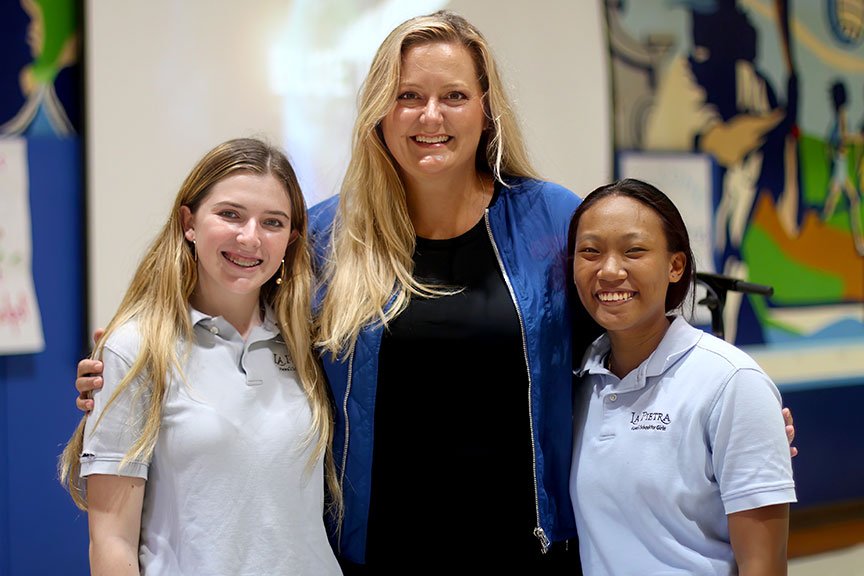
317, 10, 538, 356
58, 138, 341, 517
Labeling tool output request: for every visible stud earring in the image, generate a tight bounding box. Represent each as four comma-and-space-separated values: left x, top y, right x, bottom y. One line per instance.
275, 259, 286, 285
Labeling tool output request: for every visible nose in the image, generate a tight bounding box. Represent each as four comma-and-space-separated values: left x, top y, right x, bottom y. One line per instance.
597, 254, 627, 281
237, 219, 261, 248
420, 98, 443, 124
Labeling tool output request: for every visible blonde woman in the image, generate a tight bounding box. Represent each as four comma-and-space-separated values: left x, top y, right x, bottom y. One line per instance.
60, 138, 341, 575
309, 11, 583, 573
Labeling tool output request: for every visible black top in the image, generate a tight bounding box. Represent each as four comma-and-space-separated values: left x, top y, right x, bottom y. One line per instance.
343, 193, 581, 574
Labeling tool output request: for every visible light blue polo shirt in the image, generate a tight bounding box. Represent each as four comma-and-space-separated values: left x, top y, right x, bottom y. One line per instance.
570, 316, 796, 575
80, 306, 341, 576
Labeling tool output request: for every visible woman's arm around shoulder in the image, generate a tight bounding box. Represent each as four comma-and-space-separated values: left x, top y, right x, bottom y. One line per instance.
87, 474, 145, 576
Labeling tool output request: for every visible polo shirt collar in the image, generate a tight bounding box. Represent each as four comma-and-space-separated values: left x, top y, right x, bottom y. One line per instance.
642, 315, 702, 377
576, 335, 611, 377
575, 315, 703, 383
189, 303, 282, 343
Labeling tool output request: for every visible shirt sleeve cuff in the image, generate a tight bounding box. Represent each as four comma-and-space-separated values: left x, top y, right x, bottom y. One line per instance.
724, 486, 797, 514
80, 457, 149, 480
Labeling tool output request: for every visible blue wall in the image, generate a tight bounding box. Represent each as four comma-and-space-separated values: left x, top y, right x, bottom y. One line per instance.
0, 138, 90, 575
781, 384, 864, 506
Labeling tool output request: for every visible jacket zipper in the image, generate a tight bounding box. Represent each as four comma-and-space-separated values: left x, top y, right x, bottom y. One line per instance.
337, 348, 354, 555
483, 210, 551, 554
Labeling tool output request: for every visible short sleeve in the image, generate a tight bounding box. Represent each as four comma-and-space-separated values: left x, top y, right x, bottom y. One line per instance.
80, 339, 151, 479
708, 367, 796, 514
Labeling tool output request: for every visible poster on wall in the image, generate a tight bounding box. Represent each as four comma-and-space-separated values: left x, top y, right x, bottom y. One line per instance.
0, 138, 44, 354
604, 0, 864, 387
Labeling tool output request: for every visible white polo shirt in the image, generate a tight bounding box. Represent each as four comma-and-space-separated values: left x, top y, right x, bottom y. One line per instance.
81, 307, 341, 576
570, 316, 796, 575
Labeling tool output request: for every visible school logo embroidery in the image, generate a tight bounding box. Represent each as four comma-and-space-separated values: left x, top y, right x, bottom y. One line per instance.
273, 352, 296, 372
630, 411, 671, 431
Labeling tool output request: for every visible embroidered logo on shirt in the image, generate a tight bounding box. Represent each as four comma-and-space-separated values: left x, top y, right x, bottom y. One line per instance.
273, 352, 296, 372
630, 411, 671, 431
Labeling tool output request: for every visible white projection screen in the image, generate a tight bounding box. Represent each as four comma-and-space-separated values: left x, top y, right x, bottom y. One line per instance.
85, 0, 610, 330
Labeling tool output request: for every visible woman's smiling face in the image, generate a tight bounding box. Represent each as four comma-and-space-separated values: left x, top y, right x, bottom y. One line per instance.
181, 172, 294, 308
380, 41, 486, 186
572, 194, 686, 339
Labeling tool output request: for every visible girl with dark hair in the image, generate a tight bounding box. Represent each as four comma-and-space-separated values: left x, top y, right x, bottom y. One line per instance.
568, 178, 796, 575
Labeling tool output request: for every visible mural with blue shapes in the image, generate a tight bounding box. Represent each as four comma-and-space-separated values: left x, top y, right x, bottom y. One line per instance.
604, 0, 864, 378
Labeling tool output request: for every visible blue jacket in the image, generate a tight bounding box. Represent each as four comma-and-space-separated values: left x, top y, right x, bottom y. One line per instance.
308, 178, 582, 563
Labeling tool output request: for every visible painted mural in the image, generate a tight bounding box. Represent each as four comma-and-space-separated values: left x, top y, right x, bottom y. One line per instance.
604, 0, 864, 374
0, 0, 79, 137
0, 0, 81, 354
